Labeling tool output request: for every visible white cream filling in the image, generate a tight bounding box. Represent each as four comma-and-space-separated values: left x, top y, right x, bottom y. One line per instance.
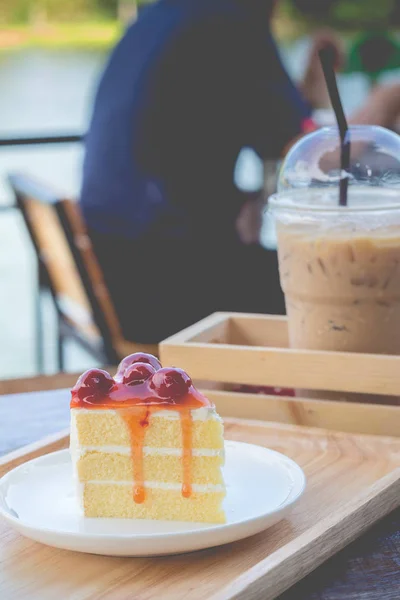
70, 406, 221, 422
72, 444, 224, 457
80, 480, 225, 493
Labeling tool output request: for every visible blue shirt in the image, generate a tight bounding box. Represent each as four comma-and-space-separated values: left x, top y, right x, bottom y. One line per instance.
80, 0, 310, 240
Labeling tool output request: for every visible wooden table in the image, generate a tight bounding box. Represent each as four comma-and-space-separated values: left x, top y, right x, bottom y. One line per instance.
1, 389, 399, 599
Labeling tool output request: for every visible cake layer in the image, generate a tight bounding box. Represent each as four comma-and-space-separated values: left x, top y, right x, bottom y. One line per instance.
76, 451, 224, 484
71, 409, 224, 449
83, 482, 226, 523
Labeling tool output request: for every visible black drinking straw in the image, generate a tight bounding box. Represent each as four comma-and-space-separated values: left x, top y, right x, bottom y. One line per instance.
319, 48, 350, 207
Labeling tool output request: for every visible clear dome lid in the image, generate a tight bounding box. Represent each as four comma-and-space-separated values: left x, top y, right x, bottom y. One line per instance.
277, 125, 400, 193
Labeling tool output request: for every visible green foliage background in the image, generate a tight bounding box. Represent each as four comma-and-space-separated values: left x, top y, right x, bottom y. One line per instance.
0, 0, 398, 27
0, 0, 125, 23
284, 0, 398, 28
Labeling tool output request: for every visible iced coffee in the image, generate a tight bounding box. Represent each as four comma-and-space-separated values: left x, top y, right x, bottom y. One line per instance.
270, 187, 400, 402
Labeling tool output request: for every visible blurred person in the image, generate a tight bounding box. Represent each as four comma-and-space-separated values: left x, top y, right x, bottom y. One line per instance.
80, 0, 400, 344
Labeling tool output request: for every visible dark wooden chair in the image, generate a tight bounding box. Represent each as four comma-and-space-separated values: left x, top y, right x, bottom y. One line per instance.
8, 172, 157, 372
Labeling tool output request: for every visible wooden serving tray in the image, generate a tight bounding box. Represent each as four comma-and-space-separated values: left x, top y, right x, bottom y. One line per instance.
1, 414, 399, 600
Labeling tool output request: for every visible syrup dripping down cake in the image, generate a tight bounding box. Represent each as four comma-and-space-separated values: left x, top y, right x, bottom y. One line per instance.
70, 353, 226, 523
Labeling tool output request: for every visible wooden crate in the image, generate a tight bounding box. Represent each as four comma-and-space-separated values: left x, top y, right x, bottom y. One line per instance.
160, 312, 400, 437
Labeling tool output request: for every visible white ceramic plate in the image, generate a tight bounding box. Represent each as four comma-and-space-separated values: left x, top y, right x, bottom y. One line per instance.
0, 441, 305, 556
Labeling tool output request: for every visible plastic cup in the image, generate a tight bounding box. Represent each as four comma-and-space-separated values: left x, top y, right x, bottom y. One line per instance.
269, 186, 400, 402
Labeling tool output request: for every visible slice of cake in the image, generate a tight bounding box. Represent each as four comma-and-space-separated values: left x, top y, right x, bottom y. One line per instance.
70, 353, 225, 523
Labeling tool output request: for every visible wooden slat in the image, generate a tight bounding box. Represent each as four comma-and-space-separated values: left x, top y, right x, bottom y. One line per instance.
59, 199, 123, 344
24, 196, 92, 316
161, 341, 400, 397
205, 390, 400, 437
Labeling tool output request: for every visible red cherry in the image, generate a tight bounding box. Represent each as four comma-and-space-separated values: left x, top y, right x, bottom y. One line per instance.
116, 353, 161, 380
149, 367, 192, 400
123, 362, 156, 386
72, 368, 114, 401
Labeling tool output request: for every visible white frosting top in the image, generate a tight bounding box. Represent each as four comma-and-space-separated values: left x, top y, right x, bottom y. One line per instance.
71, 406, 220, 421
